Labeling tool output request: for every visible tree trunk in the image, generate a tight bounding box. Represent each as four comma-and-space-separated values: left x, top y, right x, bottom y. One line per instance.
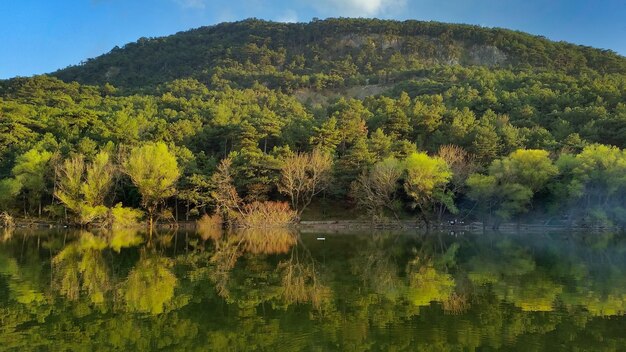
148, 215, 154, 239
175, 198, 179, 223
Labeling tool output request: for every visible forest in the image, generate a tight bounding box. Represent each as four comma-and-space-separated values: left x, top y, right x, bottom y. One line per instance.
1, 18, 626, 229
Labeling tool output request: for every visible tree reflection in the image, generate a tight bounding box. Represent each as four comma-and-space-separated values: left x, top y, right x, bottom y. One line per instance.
3, 229, 626, 350
278, 243, 332, 310
52, 232, 110, 304
120, 251, 178, 315
241, 228, 297, 255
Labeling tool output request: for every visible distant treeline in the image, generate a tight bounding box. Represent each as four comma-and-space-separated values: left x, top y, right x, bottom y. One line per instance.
54, 18, 626, 88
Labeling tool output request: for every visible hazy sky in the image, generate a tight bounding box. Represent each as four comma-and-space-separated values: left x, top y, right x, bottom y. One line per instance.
1, 0, 625, 79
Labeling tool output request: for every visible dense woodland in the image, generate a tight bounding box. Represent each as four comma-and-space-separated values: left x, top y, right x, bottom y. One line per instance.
2, 18, 626, 228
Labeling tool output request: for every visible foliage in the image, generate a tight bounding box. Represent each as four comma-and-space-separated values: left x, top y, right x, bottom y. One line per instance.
403, 152, 453, 223
210, 158, 243, 225
55, 151, 115, 225
8, 148, 53, 216
1, 19, 626, 226
108, 204, 144, 229
123, 142, 180, 227
53, 19, 626, 89
468, 149, 558, 226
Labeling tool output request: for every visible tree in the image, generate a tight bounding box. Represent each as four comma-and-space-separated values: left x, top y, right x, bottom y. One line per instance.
466, 173, 498, 225
0, 178, 22, 212
350, 157, 403, 220
210, 158, 242, 226
12, 149, 54, 216
278, 149, 333, 217
471, 123, 500, 164
368, 128, 393, 160
177, 174, 213, 220
123, 142, 180, 229
436, 145, 476, 220
489, 149, 558, 192
410, 94, 445, 147
310, 117, 341, 155
334, 136, 375, 196
466, 149, 556, 228
55, 151, 115, 226
561, 144, 626, 226
403, 152, 452, 225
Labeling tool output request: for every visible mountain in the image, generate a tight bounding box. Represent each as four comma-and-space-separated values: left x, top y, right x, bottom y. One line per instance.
53, 18, 626, 89
2, 18, 626, 226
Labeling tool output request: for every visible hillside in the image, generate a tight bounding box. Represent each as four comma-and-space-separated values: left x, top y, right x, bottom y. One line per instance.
1, 18, 626, 228
53, 18, 626, 89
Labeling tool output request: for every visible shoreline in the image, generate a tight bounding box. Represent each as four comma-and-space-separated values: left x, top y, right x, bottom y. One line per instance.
2, 218, 619, 233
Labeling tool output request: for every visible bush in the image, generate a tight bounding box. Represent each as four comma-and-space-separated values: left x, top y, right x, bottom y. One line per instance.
109, 204, 144, 229
236, 201, 297, 228
0, 212, 14, 228
197, 214, 223, 241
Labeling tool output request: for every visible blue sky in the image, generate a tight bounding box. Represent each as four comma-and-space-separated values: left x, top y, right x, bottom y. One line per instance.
1, 0, 625, 79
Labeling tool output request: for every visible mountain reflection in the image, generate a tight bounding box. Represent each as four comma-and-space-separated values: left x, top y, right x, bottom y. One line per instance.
1, 229, 626, 350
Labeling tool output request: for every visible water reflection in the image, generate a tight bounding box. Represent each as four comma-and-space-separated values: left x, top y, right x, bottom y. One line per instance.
1, 229, 626, 350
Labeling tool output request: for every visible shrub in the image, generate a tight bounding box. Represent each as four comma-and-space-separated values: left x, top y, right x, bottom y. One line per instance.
0, 212, 14, 228
197, 214, 223, 241
109, 204, 144, 229
235, 201, 297, 228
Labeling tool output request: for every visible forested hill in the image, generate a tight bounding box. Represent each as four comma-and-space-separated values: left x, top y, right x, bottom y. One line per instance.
53, 18, 626, 89
2, 18, 626, 228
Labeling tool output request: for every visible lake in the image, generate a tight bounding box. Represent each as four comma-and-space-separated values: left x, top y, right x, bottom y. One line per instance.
1, 227, 626, 351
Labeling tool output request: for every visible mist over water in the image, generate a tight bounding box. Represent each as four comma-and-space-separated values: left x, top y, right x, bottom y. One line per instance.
1, 228, 626, 350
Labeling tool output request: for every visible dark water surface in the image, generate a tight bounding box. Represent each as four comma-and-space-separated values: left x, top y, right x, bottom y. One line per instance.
1, 227, 626, 351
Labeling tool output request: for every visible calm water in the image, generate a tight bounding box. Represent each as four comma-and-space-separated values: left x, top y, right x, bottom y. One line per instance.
1, 227, 626, 351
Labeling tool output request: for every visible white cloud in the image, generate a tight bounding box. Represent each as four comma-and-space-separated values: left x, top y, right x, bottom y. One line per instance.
277, 10, 299, 23
173, 0, 206, 9
312, 0, 406, 17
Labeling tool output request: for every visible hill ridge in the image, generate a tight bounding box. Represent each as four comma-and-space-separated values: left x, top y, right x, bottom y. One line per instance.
52, 18, 626, 89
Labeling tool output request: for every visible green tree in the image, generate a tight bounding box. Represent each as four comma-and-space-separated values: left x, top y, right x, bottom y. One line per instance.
467, 149, 556, 227
310, 117, 341, 155
123, 142, 180, 229
55, 151, 115, 226
403, 152, 452, 225
489, 149, 558, 192
12, 149, 53, 216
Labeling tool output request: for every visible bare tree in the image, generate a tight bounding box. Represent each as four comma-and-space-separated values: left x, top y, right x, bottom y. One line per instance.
210, 158, 242, 226
279, 149, 333, 217
435, 145, 477, 221
350, 158, 403, 220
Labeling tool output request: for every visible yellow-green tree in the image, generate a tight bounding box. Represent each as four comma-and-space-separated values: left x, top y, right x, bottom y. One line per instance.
55, 151, 114, 226
403, 152, 452, 225
467, 149, 557, 227
123, 142, 180, 229
11, 149, 53, 216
